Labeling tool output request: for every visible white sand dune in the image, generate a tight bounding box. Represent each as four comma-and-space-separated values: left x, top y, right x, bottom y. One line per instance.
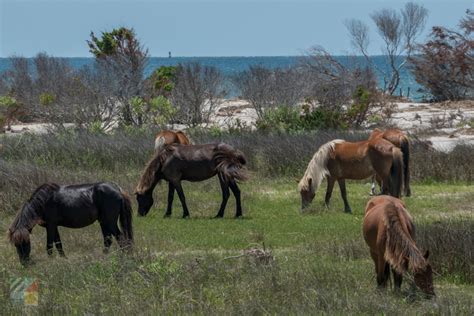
3, 99, 473, 152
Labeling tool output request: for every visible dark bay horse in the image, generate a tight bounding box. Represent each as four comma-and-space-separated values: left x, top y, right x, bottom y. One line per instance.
369, 128, 411, 196
363, 195, 434, 296
136, 143, 247, 218
298, 138, 403, 213
154, 130, 190, 151
8, 182, 133, 265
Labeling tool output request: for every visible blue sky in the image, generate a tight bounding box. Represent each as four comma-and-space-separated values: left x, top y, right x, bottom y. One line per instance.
0, 0, 472, 57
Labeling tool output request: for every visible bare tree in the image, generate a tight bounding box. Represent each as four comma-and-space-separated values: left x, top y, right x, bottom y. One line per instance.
346, 2, 428, 95
171, 63, 226, 127
234, 65, 306, 119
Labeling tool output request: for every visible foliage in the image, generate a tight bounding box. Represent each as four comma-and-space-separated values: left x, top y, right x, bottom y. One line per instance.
0, 95, 22, 132
409, 10, 474, 101
145, 66, 177, 98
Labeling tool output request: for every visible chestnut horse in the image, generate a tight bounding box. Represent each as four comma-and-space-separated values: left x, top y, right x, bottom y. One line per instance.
363, 195, 434, 296
155, 130, 190, 151
136, 143, 247, 218
369, 128, 411, 196
298, 138, 403, 213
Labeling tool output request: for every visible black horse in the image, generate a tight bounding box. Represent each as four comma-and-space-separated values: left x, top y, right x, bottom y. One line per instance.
8, 182, 133, 265
135, 143, 248, 218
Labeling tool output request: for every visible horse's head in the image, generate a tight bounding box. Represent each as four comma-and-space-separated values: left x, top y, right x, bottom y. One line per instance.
9, 228, 32, 266
299, 177, 315, 211
136, 191, 154, 216
414, 250, 435, 297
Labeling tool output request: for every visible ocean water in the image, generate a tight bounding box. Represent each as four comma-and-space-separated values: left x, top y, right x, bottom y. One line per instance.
0, 56, 424, 100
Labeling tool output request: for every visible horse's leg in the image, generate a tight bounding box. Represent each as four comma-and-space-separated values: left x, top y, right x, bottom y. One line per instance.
100, 223, 113, 254
174, 181, 190, 218
376, 257, 389, 288
370, 250, 379, 286
337, 179, 352, 213
392, 268, 403, 291
370, 175, 377, 196
165, 182, 175, 218
46, 224, 57, 256
110, 223, 124, 249
325, 177, 335, 209
54, 227, 65, 257
229, 180, 242, 218
215, 174, 230, 218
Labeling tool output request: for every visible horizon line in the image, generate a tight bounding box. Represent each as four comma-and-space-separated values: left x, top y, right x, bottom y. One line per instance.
0, 54, 409, 59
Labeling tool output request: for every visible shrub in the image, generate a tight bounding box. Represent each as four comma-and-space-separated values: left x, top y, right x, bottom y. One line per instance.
417, 219, 473, 283
409, 10, 473, 101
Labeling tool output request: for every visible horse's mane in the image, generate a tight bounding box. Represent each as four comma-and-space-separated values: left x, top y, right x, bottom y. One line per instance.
8, 183, 59, 244
298, 139, 344, 193
383, 202, 427, 274
136, 147, 172, 194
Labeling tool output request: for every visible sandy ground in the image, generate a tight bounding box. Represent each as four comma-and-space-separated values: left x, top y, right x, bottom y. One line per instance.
2, 99, 474, 152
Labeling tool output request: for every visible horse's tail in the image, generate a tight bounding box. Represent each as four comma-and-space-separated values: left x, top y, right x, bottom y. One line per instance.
214, 144, 248, 182
154, 135, 166, 151
383, 202, 425, 274
389, 148, 404, 198
298, 139, 344, 194
400, 135, 411, 196
119, 190, 134, 247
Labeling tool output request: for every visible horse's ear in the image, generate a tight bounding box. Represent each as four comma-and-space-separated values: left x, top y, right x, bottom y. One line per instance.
424, 250, 430, 259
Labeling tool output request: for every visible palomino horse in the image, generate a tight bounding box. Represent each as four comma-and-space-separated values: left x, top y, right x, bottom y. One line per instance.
136, 143, 247, 218
298, 138, 403, 213
363, 195, 434, 296
8, 182, 133, 265
155, 130, 190, 151
369, 128, 411, 196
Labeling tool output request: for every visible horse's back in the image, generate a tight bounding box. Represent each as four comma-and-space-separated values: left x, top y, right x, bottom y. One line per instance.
331, 141, 373, 179
175, 131, 190, 145
363, 196, 414, 249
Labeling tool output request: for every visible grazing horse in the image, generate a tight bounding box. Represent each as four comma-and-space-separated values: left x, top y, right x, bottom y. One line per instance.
369, 128, 411, 196
136, 143, 247, 218
8, 182, 133, 265
154, 130, 190, 151
363, 195, 434, 296
298, 138, 403, 213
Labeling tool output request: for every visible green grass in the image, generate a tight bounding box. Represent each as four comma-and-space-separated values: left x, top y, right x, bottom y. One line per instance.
1, 178, 473, 314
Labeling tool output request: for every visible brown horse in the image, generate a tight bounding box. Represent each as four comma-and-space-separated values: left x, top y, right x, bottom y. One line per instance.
363, 195, 434, 296
369, 128, 411, 196
155, 130, 190, 151
298, 138, 403, 213
136, 143, 247, 218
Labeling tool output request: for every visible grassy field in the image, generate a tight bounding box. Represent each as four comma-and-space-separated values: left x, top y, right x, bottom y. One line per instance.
1, 176, 473, 314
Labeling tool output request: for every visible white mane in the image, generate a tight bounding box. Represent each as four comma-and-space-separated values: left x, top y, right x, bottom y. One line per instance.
298, 139, 345, 193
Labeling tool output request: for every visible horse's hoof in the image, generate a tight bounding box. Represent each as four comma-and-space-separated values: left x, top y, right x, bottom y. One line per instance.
182, 215, 190, 219
163, 213, 171, 218
214, 215, 224, 219
235, 215, 243, 219
344, 209, 352, 214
